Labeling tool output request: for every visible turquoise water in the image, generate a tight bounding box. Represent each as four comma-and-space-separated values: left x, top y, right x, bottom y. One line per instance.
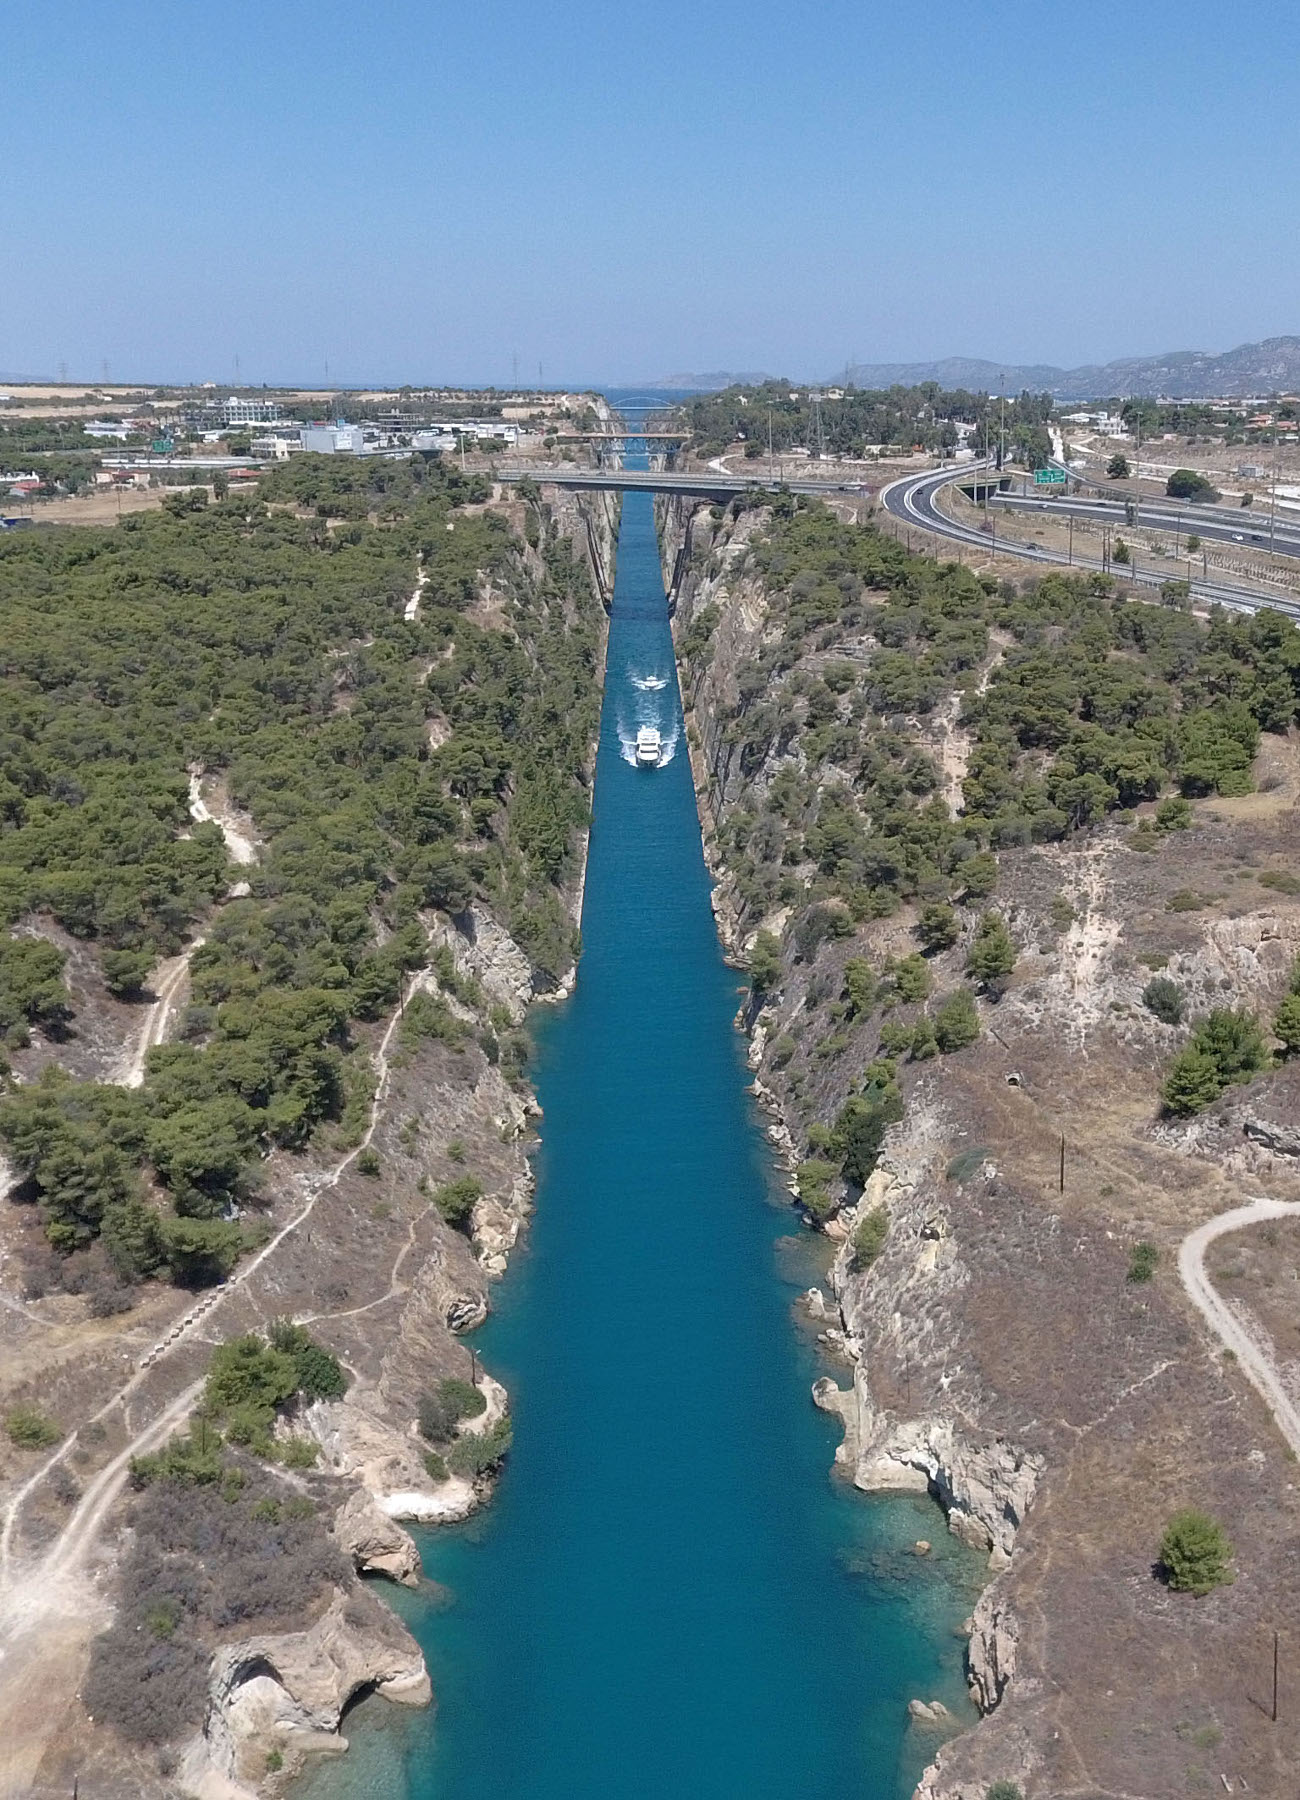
299, 480, 981, 1800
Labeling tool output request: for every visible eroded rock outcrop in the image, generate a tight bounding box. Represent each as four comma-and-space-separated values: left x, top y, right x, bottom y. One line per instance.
333, 1490, 422, 1586
190, 1589, 429, 1794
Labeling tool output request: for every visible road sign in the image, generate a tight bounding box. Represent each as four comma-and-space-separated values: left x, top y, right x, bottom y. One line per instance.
1034, 467, 1067, 486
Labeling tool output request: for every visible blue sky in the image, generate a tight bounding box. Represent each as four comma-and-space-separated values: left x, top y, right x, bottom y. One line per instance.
2, 0, 1297, 385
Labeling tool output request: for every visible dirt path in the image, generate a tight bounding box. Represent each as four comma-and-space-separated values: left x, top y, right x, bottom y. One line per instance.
1054, 846, 1121, 1043
1178, 1196, 1300, 1459
188, 770, 258, 866
404, 555, 427, 622
0, 977, 428, 1782
113, 937, 205, 1087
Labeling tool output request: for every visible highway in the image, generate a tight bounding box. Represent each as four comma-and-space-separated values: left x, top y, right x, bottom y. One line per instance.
996, 483, 1300, 561
880, 463, 1300, 618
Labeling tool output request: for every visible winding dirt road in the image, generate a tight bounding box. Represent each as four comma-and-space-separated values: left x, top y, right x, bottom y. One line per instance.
1178, 1195, 1300, 1459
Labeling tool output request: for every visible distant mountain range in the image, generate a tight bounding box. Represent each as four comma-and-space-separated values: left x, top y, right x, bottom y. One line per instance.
841, 337, 1300, 400
653, 371, 773, 392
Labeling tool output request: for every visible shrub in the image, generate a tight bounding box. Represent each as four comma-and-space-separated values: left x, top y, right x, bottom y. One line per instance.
101, 948, 157, 1001
986, 1785, 1024, 1800
448, 1416, 512, 1478
850, 1207, 888, 1270
832, 1075, 903, 1188
1275, 993, 1300, 1056
278, 1436, 320, 1469
1155, 797, 1192, 832
1159, 1508, 1233, 1594
958, 851, 998, 901
82, 1628, 210, 1744
910, 1017, 939, 1060
749, 929, 783, 994
5, 1407, 61, 1449
916, 902, 959, 954
1106, 454, 1130, 479
946, 1146, 989, 1184
1143, 977, 1185, 1026
431, 1174, 483, 1226
796, 1158, 838, 1221
268, 1319, 348, 1400
1166, 468, 1219, 503
893, 954, 932, 1002
966, 911, 1016, 991
438, 1377, 486, 1421
1166, 889, 1203, 912
841, 956, 877, 1019
128, 1426, 224, 1489
418, 1376, 487, 1445
1196, 1006, 1267, 1083
933, 987, 980, 1052
1163, 1007, 1267, 1115
422, 1449, 449, 1482
1259, 869, 1300, 895
1127, 1241, 1159, 1283
1162, 1046, 1226, 1116
356, 1147, 381, 1177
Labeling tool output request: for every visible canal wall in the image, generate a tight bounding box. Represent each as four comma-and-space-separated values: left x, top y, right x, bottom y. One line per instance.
660, 490, 1300, 1800
152, 487, 616, 1800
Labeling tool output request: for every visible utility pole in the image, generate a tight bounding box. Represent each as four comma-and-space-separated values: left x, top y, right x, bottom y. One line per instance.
1270, 426, 1280, 555
1273, 1628, 1280, 1722
1059, 1134, 1066, 1194
768, 406, 774, 483
1068, 512, 1074, 565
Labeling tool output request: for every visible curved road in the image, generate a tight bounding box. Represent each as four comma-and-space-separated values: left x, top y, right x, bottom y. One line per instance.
1178, 1197, 1300, 1460
880, 463, 1300, 617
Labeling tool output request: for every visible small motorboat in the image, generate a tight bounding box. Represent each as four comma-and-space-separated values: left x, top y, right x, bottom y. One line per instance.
635, 726, 662, 767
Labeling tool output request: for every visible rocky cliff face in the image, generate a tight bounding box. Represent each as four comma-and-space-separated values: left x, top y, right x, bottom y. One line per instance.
665, 494, 1300, 1800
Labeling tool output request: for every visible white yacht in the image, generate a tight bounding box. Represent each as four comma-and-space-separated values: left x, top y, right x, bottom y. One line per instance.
635, 726, 662, 768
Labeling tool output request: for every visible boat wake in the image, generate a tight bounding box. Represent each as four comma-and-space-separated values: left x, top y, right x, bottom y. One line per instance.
617, 713, 680, 769
630, 672, 669, 691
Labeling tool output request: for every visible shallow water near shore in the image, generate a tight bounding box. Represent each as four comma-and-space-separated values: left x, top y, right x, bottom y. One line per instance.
299, 474, 983, 1800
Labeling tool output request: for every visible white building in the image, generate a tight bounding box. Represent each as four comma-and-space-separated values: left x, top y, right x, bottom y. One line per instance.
250, 432, 302, 460
222, 396, 285, 426
302, 423, 365, 455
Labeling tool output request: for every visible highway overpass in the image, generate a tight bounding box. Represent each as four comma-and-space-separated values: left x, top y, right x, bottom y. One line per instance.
496, 464, 873, 500
881, 463, 1300, 619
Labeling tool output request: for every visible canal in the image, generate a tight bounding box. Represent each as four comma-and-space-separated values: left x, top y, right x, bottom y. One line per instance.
300, 476, 980, 1800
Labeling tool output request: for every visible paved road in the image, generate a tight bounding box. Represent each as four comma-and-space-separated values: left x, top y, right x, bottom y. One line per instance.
996, 485, 1300, 562
1178, 1197, 1300, 1460
880, 463, 1300, 618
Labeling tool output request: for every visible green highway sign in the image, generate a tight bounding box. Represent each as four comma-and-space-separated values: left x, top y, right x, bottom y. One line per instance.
1034, 467, 1067, 485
